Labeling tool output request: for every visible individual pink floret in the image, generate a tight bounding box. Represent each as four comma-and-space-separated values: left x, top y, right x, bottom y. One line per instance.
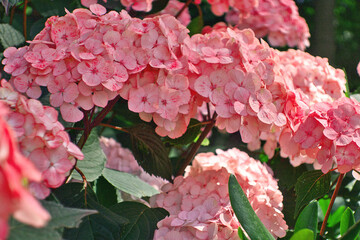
151, 148, 288, 239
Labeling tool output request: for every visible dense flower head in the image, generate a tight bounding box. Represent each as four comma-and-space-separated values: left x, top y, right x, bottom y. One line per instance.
0, 101, 50, 239
151, 148, 287, 239
100, 136, 168, 191
279, 97, 360, 176
277, 49, 346, 104
185, 26, 289, 144
207, 0, 258, 18
225, 0, 310, 50
0, 80, 84, 199
2, 6, 191, 123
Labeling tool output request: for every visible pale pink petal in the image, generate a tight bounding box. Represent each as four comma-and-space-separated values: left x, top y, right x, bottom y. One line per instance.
60, 103, 84, 122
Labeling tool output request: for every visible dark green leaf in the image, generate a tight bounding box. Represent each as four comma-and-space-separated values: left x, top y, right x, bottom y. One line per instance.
31, 0, 76, 17
110, 201, 169, 240
228, 174, 275, 240
0, 23, 24, 48
164, 119, 202, 146
127, 123, 172, 181
187, 16, 204, 36
53, 183, 128, 240
42, 201, 97, 229
72, 130, 107, 182
8, 201, 96, 240
102, 167, 159, 198
340, 218, 360, 240
294, 201, 318, 238
95, 176, 118, 208
290, 229, 314, 240
341, 208, 356, 236
29, 18, 46, 40
294, 170, 331, 217
145, 0, 169, 14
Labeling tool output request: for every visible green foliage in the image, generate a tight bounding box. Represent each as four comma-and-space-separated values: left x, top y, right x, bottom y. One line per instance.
0, 23, 24, 48
127, 123, 172, 181
295, 170, 331, 217
237, 227, 249, 240
102, 167, 159, 198
72, 130, 107, 182
110, 201, 169, 240
187, 16, 204, 36
290, 229, 314, 240
339, 218, 360, 240
228, 174, 275, 240
294, 201, 318, 238
94, 176, 118, 208
0, 0, 21, 14
146, 0, 169, 14
340, 207, 356, 236
8, 201, 97, 240
31, 0, 79, 17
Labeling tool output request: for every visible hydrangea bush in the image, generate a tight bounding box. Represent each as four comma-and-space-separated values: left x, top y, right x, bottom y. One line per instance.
1, 0, 360, 239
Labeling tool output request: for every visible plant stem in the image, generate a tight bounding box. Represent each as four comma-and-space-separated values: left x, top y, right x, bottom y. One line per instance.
176, 112, 217, 176
320, 173, 344, 236
74, 166, 88, 206
175, 0, 192, 18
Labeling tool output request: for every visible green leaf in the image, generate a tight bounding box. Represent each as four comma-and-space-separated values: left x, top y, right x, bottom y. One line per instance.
294, 201, 318, 238
53, 183, 128, 240
110, 201, 169, 240
127, 123, 172, 181
328, 205, 346, 227
8, 201, 97, 240
94, 176, 118, 208
31, 0, 77, 17
0, 23, 24, 48
294, 170, 331, 217
145, 0, 169, 14
72, 130, 107, 182
102, 167, 159, 198
228, 174, 275, 240
340, 219, 360, 240
187, 16, 204, 36
341, 208, 356, 236
238, 227, 249, 240
290, 229, 314, 240
164, 119, 202, 146
42, 201, 97, 229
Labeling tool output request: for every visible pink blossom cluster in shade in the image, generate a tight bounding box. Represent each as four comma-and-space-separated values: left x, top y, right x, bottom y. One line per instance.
225, 0, 310, 50
279, 97, 360, 177
100, 136, 168, 191
150, 148, 288, 239
0, 80, 84, 199
2, 5, 191, 123
0, 101, 50, 240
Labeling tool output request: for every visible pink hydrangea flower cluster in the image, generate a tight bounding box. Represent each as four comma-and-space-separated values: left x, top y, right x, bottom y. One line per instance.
225, 0, 310, 50
185, 27, 289, 145
151, 148, 288, 239
100, 136, 168, 191
279, 97, 360, 177
2, 6, 190, 124
0, 101, 50, 240
207, 0, 258, 17
277, 49, 346, 104
0, 80, 84, 199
